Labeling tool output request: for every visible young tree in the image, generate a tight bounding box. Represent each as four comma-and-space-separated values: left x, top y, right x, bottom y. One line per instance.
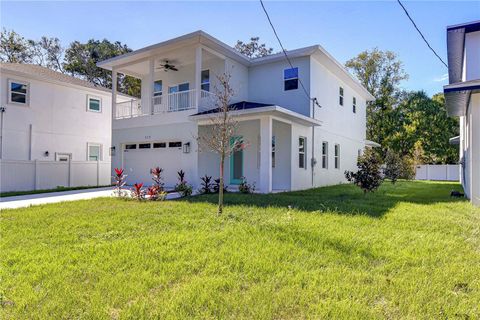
383, 149, 402, 184
197, 73, 245, 215
345, 148, 383, 194
235, 37, 273, 58
0, 29, 33, 63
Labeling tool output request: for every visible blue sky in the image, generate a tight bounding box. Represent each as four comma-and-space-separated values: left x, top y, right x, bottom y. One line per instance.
1, 1, 479, 96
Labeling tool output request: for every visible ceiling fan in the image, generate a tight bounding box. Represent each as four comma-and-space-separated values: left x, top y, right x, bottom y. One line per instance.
156, 60, 178, 72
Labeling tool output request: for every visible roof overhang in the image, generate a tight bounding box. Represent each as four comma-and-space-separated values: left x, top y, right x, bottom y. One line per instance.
443, 79, 480, 116
97, 30, 250, 71
190, 105, 322, 127
449, 136, 460, 145
365, 140, 381, 148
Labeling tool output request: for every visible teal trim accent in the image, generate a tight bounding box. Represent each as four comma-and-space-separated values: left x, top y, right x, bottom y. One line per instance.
230, 136, 243, 185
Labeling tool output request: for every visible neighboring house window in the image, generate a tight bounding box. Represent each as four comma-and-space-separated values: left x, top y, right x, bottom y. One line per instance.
139, 143, 151, 149
284, 67, 299, 91
201, 70, 210, 92
153, 142, 166, 148
125, 144, 137, 150
334, 144, 340, 169
299, 137, 306, 169
353, 97, 357, 113
154, 80, 163, 96
87, 95, 101, 112
88, 143, 102, 161
339, 87, 344, 106
169, 141, 182, 148
272, 136, 276, 168
8, 80, 29, 105
322, 141, 328, 169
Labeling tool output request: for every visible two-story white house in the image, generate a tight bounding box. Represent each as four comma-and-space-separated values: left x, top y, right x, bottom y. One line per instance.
444, 21, 480, 206
0, 63, 124, 192
98, 31, 374, 193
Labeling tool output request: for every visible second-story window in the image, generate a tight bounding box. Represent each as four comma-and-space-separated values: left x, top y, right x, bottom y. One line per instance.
9, 80, 29, 105
201, 70, 210, 92
353, 97, 357, 113
87, 95, 101, 112
284, 67, 298, 91
339, 87, 344, 106
154, 80, 163, 96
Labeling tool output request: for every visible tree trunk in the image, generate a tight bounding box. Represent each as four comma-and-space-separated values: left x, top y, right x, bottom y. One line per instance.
218, 153, 225, 215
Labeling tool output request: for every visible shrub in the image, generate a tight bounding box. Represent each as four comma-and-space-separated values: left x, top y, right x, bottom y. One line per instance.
113, 168, 127, 197
213, 178, 228, 194
238, 177, 255, 194
150, 167, 164, 191
146, 186, 167, 201
131, 183, 145, 200
174, 170, 193, 197
200, 175, 213, 194
345, 148, 383, 194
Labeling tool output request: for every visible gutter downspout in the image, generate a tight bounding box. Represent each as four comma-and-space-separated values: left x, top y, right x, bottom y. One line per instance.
311, 98, 318, 187
0, 106, 5, 159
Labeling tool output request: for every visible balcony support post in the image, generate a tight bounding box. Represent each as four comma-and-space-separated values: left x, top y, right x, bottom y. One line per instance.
195, 46, 202, 108
148, 57, 155, 115
112, 68, 117, 120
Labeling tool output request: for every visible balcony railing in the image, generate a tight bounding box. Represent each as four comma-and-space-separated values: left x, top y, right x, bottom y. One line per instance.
115, 89, 215, 119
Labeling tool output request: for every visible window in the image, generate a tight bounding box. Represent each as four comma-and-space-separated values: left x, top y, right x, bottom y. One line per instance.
322, 142, 328, 169
169, 83, 189, 93
339, 87, 344, 106
55, 153, 71, 162
153, 142, 166, 148
154, 80, 163, 96
334, 144, 340, 169
8, 80, 28, 105
201, 70, 210, 92
272, 136, 276, 168
139, 143, 151, 149
353, 97, 357, 113
87, 96, 101, 112
284, 67, 298, 91
169, 141, 182, 148
125, 144, 137, 150
88, 143, 102, 161
299, 137, 306, 169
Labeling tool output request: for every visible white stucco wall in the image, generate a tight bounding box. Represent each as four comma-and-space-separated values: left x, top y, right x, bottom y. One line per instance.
463, 93, 480, 205
0, 71, 112, 162
465, 31, 480, 81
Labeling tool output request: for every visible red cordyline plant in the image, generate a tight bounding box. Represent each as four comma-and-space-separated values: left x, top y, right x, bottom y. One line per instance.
131, 183, 145, 200
113, 168, 127, 197
146, 186, 159, 200
150, 167, 164, 191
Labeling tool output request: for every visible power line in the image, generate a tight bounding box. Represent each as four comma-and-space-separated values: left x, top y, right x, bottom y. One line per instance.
396, 0, 448, 69
259, 0, 320, 107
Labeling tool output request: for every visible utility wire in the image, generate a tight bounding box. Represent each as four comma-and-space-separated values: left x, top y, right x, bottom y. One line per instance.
396, 0, 448, 68
259, 0, 321, 107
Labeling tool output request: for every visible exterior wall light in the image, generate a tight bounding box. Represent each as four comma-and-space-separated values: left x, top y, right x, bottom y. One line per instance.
183, 142, 191, 154
44, 151, 49, 157
109, 146, 116, 156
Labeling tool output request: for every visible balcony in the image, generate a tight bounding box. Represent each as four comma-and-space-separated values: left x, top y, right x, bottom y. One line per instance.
115, 89, 214, 119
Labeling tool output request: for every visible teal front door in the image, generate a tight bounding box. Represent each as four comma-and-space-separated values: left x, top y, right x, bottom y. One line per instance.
230, 136, 243, 184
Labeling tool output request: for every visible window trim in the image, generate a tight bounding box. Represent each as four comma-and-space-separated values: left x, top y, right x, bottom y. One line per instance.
299, 136, 307, 169
339, 87, 344, 106
283, 67, 299, 91
87, 95, 102, 113
87, 143, 103, 161
322, 141, 328, 169
334, 144, 340, 169
201, 69, 210, 92
8, 79, 30, 106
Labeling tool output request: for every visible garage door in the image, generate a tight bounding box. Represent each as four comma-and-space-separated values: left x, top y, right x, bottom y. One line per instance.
123, 142, 183, 188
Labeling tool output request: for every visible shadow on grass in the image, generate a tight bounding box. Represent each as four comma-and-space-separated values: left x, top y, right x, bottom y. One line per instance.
185, 180, 467, 218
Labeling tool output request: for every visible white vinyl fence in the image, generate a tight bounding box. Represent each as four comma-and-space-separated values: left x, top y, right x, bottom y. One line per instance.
0, 160, 111, 193
415, 164, 459, 181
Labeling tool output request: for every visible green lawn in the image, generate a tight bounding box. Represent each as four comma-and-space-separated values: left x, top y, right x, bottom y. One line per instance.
1, 180, 479, 319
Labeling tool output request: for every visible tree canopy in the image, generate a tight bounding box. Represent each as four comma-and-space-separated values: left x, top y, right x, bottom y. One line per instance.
235, 37, 273, 58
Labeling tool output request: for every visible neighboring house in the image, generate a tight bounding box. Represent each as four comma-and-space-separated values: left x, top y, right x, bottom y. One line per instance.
97, 31, 374, 193
444, 21, 480, 206
0, 63, 123, 192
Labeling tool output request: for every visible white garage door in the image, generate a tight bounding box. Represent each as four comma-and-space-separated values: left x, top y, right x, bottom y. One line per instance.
123, 142, 184, 188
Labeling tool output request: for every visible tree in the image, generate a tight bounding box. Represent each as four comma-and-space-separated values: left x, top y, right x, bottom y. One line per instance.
235, 37, 273, 58
30, 36, 64, 72
345, 148, 383, 194
345, 48, 408, 151
383, 150, 402, 184
197, 73, 246, 215
0, 29, 33, 63
64, 39, 141, 96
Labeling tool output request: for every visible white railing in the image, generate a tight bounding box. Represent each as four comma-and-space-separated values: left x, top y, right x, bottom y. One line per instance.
115, 99, 143, 119
115, 89, 217, 119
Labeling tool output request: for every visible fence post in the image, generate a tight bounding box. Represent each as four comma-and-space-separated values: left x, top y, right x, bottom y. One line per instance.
96, 160, 100, 186
426, 164, 429, 181
34, 159, 39, 190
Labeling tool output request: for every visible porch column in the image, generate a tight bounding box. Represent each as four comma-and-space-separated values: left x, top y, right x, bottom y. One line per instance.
147, 57, 155, 114
111, 68, 117, 121
195, 46, 202, 108
259, 116, 273, 193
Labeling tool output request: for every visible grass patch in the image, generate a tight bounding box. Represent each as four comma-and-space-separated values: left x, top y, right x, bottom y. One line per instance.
0, 185, 111, 198
1, 181, 479, 319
